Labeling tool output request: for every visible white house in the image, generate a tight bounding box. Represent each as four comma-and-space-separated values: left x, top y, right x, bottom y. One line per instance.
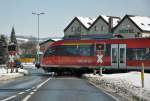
113, 15, 150, 38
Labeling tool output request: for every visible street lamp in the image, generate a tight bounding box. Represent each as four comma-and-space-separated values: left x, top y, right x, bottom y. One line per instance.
32, 12, 45, 65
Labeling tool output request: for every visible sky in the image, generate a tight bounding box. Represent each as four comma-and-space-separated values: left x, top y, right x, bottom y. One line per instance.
0, 0, 150, 39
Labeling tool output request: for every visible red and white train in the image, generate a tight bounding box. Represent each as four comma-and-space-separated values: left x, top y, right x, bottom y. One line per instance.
39, 38, 150, 73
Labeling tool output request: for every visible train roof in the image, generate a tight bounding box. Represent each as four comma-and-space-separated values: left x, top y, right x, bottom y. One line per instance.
49, 38, 150, 48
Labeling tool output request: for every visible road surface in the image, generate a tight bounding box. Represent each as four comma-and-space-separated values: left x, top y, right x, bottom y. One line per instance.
0, 66, 126, 101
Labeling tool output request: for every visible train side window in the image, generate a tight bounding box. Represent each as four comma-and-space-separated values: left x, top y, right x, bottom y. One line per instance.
127, 48, 150, 60
44, 44, 95, 56
65, 45, 78, 56
145, 48, 150, 60
78, 45, 94, 56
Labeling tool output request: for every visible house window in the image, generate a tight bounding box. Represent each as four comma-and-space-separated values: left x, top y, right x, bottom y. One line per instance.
119, 29, 134, 33
101, 26, 104, 31
71, 27, 74, 32
135, 32, 141, 38
127, 24, 130, 28
77, 26, 81, 32
94, 26, 97, 31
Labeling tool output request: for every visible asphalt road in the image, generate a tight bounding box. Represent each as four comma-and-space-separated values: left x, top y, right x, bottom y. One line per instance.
0, 66, 49, 101
28, 77, 118, 101
0, 66, 123, 101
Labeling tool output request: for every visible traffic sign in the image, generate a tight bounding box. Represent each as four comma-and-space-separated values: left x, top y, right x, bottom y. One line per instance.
9, 55, 15, 63
97, 54, 103, 63
146, 48, 149, 54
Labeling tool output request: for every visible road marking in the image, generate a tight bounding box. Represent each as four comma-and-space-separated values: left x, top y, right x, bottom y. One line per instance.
89, 81, 120, 101
1, 78, 51, 101
22, 95, 31, 101
32, 86, 35, 89
33, 89, 37, 92
30, 92, 34, 95
36, 78, 51, 89
1, 95, 17, 101
22, 77, 51, 101
18, 92, 25, 95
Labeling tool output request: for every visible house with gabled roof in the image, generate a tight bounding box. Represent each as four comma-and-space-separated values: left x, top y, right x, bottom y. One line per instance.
64, 17, 96, 38
64, 15, 120, 39
88, 15, 120, 35
113, 15, 150, 38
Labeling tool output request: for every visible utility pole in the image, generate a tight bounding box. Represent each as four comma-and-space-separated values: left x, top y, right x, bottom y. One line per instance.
32, 12, 45, 65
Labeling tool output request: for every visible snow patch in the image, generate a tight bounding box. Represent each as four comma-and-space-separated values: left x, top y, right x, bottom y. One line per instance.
83, 72, 150, 101
0, 68, 29, 81
77, 17, 96, 28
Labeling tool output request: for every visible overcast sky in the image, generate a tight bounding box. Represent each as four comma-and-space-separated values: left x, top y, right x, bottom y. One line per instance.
0, 0, 149, 38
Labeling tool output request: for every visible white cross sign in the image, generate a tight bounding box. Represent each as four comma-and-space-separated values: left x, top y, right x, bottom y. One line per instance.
9, 55, 15, 63
146, 48, 149, 54
97, 54, 103, 63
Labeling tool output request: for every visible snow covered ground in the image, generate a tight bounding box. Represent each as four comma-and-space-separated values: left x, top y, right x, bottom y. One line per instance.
0, 67, 29, 81
83, 72, 150, 101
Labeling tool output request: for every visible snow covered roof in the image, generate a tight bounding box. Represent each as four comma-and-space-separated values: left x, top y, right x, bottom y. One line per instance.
64, 16, 96, 31
129, 16, 150, 31
101, 15, 120, 27
76, 17, 96, 28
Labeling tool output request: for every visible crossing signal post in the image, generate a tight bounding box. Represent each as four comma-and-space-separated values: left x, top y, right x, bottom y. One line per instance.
7, 43, 18, 73
96, 44, 104, 51
96, 44, 104, 76
8, 44, 16, 52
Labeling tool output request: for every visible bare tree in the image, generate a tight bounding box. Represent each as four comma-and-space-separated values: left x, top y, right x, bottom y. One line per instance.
19, 40, 37, 58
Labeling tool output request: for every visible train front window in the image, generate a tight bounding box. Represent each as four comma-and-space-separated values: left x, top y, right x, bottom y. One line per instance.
44, 47, 55, 57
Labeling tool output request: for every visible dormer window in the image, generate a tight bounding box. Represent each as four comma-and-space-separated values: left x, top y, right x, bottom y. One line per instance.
141, 23, 144, 26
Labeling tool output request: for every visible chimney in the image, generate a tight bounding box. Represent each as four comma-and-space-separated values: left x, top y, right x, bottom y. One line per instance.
109, 17, 113, 33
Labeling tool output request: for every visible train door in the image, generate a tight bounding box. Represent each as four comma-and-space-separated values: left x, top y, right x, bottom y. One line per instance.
111, 44, 126, 68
